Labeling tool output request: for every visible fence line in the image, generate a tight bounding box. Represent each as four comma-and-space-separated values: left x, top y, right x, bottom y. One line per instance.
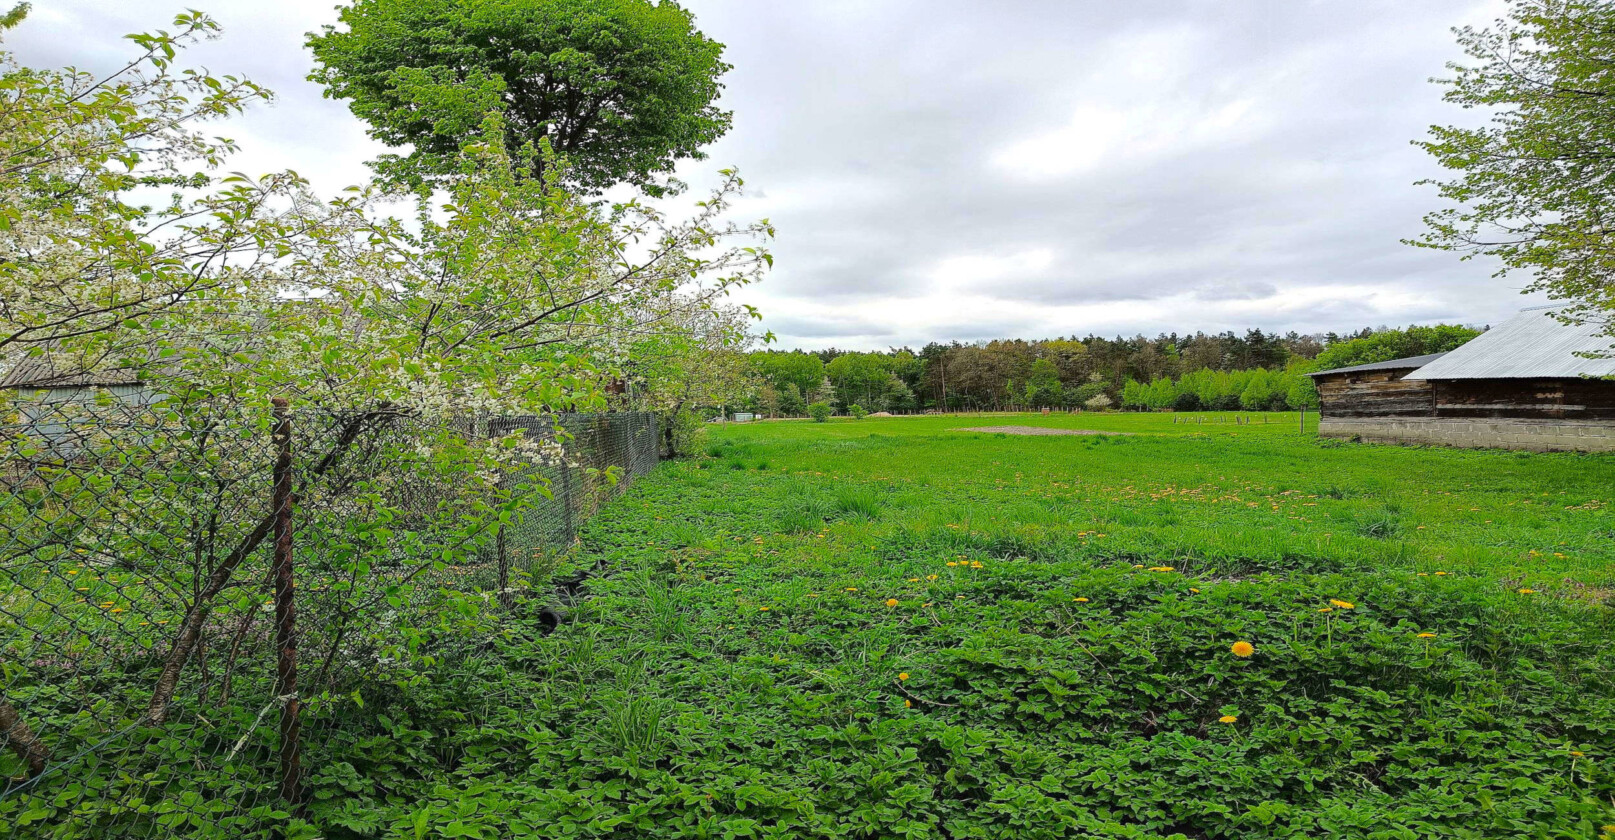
0, 399, 658, 838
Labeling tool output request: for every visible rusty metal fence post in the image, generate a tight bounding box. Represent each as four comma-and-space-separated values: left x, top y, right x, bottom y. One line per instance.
270, 398, 302, 813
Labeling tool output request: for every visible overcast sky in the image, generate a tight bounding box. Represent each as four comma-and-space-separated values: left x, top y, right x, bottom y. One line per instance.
8, 0, 1532, 350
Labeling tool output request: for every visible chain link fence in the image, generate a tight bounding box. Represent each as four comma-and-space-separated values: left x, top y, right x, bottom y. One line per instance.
0, 396, 657, 838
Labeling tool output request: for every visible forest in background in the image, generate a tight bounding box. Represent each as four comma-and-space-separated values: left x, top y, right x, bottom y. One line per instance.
744, 323, 1483, 415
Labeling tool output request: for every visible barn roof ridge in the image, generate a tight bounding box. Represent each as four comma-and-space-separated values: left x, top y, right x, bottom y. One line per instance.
1305, 352, 1450, 378
1404, 305, 1615, 380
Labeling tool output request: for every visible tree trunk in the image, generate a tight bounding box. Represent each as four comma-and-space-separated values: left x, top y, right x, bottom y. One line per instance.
0, 698, 48, 778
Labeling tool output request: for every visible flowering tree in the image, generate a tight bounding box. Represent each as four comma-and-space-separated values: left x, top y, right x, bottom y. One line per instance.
0, 10, 301, 372
0, 9, 772, 743
620, 296, 762, 454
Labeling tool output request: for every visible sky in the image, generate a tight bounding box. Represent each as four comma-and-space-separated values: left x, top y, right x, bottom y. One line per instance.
7, 0, 1534, 351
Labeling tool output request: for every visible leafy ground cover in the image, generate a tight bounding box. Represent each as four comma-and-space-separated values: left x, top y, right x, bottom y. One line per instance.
307, 414, 1615, 837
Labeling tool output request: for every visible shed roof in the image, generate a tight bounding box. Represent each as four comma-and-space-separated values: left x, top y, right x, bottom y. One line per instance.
0, 355, 143, 389
1404, 306, 1615, 380
1305, 352, 1449, 378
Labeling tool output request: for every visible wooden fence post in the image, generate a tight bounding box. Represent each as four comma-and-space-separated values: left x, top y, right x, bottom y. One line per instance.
270, 398, 302, 814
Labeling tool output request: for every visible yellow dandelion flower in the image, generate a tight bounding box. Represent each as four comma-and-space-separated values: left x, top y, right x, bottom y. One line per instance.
110, 608, 124, 614
1190, 588, 1200, 593
1073, 597, 1089, 603
898, 672, 910, 681
1417, 632, 1436, 638
845, 587, 858, 592
1318, 608, 1332, 613
1517, 588, 1536, 594
907, 578, 920, 582
1231, 641, 1255, 658
1218, 715, 1238, 724
1329, 599, 1355, 609
946, 562, 958, 567
926, 574, 939, 581
885, 598, 899, 607
758, 606, 770, 611
904, 699, 912, 708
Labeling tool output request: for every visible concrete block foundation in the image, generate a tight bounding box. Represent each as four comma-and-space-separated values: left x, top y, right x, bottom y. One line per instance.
1319, 417, 1615, 453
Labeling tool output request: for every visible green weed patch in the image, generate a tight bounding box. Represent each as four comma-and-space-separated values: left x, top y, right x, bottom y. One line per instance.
216, 414, 1615, 837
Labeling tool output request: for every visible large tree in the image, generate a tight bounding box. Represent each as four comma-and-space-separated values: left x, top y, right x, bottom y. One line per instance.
307, 0, 732, 193
1415, 0, 1615, 335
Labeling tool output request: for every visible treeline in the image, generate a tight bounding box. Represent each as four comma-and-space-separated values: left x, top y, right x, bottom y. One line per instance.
1120, 368, 1317, 412
744, 324, 1482, 416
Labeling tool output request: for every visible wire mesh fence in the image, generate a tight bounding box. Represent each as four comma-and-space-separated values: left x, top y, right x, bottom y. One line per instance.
0, 395, 657, 838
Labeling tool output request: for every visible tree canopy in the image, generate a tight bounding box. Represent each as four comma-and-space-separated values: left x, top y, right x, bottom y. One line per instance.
1416, 0, 1615, 337
308, 0, 731, 192
1309, 324, 1481, 372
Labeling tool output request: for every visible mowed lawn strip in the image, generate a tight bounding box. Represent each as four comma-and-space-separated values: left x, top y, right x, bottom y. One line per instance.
312, 412, 1615, 839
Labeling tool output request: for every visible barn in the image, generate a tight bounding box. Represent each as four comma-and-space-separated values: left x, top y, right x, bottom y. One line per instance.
1307, 306, 1615, 452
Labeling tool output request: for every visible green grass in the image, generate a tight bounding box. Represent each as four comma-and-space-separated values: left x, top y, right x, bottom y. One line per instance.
224, 414, 1615, 837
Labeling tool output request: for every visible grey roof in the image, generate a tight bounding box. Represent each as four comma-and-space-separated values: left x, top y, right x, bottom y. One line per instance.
1404, 306, 1615, 380
1306, 352, 1450, 378
0, 355, 143, 389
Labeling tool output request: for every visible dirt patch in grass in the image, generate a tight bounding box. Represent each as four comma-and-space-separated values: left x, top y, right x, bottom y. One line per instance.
954, 425, 1132, 436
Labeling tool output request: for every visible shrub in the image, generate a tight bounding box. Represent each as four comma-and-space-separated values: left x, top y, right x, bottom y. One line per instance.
1083, 394, 1113, 411
848, 404, 868, 419
808, 402, 832, 422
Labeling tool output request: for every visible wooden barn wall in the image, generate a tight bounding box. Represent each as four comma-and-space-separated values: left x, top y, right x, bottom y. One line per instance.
1433, 378, 1615, 420
1314, 369, 1433, 417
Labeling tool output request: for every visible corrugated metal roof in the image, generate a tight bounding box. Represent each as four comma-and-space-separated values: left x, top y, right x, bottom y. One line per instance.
1305, 352, 1449, 378
1404, 306, 1615, 380
0, 356, 143, 388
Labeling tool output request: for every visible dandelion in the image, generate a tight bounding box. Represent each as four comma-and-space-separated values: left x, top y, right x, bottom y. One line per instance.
1417, 632, 1436, 639
845, 587, 858, 592
946, 562, 958, 567
1218, 715, 1238, 724
885, 598, 899, 607
1189, 588, 1200, 593
904, 699, 912, 708
898, 672, 910, 681
926, 574, 939, 581
1329, 599, 1355, 609
907, 578, 919, 582
759, 606, 770, 612
1318, 608, 1332, 613
1073, 597, 1089, 603
1518, 588, 1536, 594
1230, 641, 1255, 658
1571, 750, 1585, 757
110, 608, 124, 614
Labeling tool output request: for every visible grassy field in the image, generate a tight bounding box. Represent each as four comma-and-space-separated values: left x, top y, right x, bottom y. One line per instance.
308, 412, 1615, 839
